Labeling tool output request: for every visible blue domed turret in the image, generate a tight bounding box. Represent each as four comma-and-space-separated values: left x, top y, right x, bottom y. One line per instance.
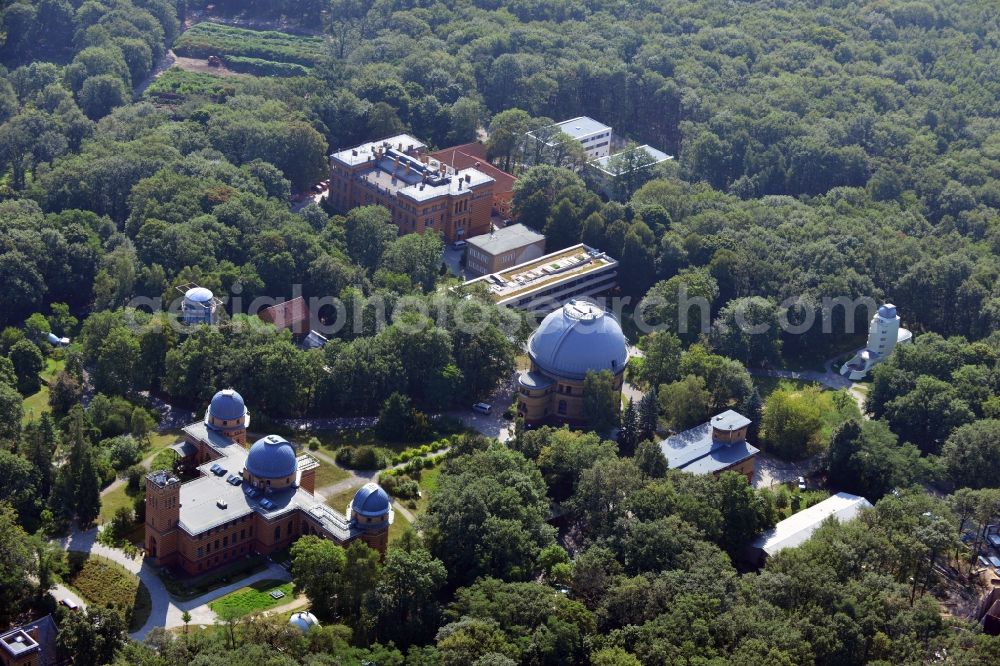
877, 303, 898, 319
351, 483, 391, 518
209, 389, 247, 422
245, 435, 297, 479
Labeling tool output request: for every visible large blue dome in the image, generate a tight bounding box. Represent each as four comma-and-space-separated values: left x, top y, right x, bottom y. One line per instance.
209, 389, 246, 422
528, 299, 628, 380
246, 435, 297, 479
351, 483, 391, 517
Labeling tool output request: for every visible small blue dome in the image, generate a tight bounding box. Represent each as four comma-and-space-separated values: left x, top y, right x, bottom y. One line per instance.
185, 287, 214, 303
878, 303, 897, 319
246, 435, 297, 479
209, 389, 246, 422
352, 483, 391, 517
528, 299, 629, 380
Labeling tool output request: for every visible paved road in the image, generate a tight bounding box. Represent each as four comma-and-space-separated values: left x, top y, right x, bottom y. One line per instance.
54, 527, 291, 640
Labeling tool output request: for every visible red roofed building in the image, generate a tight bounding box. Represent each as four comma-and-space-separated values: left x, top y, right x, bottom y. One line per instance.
429, 143, 517, 219
258, 296, 310, 337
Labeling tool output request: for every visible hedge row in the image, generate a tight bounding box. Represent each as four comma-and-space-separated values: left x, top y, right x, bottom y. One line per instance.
173, 23, 325, 67
223, 56, 310, 77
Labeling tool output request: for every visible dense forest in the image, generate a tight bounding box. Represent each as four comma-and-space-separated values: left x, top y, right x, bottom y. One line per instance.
0, 0, 999, 664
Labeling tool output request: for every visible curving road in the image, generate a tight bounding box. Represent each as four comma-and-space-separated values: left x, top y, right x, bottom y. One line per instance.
54, 526, 291, 640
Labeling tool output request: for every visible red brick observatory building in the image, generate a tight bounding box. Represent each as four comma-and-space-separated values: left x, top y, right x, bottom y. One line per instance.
146, 389, 392, 575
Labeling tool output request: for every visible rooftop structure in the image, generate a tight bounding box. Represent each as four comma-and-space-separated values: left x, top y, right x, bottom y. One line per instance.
329, 135, 495, 242
429, 142, 517, 218
528, 116, 614, 159
146, 394, 392, 576
590, 144, 673, 176
176, 282, 222, 326
464, 223, 546, 277
840, 303, 913, 380
750, 492, 872, 560
258, 296, 310, 336
517, 299, 628, 425
659, 410, 759, 481
461, 243, 618, 313
0, 615, 58, 666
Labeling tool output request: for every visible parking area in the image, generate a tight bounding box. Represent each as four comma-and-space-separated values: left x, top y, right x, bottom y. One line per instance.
443, 245, 465, 278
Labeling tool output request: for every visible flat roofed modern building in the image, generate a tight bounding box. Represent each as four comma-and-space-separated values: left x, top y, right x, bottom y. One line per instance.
464, 224, 546, 277
659, 410, 759, 482
461, 243, 618, 313
329, 134, 495, 243
517, 299, 629, 425
748, 492, 872, 564
528, 116, 614, 159
146, 389, 393, 576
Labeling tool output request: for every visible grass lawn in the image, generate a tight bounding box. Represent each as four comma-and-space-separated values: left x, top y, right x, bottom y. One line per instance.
414, 467, 441, 515
21, 384, 50, 424
41, 357, 65, 383
389, 509, 411, 543
208, 579, 294, 618
752, 376, 815, 400
65, 553, 152, 632
313, 461, 350, 488
324, 482, 365, 513
99, 482, 139, 524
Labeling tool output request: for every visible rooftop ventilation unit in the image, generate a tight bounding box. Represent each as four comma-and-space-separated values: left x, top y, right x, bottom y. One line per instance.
217, 499, 227, 509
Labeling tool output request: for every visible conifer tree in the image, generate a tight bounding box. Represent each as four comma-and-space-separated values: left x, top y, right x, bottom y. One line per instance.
618, 398, 639, 456
638, 390, 659, 440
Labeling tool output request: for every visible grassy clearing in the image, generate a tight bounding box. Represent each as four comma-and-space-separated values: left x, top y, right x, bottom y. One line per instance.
389, 510, 411, 543
41, 357, 65, 383
145, 67, 241, 100
173, 23, 326, 67
752, 376, 814, 400
313, 462, 350, 488
65, 553, 151, 632
208, 579, 294, 618
21, 384, 50, 424
413, 467, 441, 515
99, 482, 139, 524
324, 482, 365, 514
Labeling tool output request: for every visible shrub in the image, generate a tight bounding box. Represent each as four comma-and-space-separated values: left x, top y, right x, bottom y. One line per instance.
222, 56, 309, 77
335, 446, 387, 470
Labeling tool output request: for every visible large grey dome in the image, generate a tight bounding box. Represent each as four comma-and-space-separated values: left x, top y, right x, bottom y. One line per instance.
528, 299, 628, 380
246, 435, 297, 479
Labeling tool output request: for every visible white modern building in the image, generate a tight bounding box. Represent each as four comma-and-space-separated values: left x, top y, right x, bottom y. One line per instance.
840, 303, 913, 380
529, 116, 614, 160
749, 492, 872, 564
587, 144, 673, 198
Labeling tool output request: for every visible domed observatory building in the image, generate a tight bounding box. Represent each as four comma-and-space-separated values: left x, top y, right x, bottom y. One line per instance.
205, 389, 250, 445
177, 283, 221, 326
289, 612, 320, 634
840, 303, 913, 380
245, 435, 298, 491
147, 391, 393, 576
517, 298, 629, 425
349, 483, 393, 553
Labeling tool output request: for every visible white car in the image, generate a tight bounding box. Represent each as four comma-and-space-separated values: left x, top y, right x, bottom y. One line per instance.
60, 598, 80, 611
472, 402, 492, 415
452, 240, 467, 249
797, 476, 806, 491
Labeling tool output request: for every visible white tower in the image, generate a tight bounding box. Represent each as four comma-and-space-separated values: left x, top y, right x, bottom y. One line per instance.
867, 304, 902, 360
841, 303, 912, 380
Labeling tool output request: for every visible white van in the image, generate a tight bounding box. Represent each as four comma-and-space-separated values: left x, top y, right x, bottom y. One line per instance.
472, 402, 492, 415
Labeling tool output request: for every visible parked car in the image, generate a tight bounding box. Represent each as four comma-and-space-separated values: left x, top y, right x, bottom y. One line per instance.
452, 240, 467, 250
60, 598, 79, 611
797, 476, 806, 491
473, 402, 492, 415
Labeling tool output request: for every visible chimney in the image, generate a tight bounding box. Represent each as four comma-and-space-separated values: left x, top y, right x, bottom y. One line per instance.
351, 149, 358, 156
465, 174, 471, 183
